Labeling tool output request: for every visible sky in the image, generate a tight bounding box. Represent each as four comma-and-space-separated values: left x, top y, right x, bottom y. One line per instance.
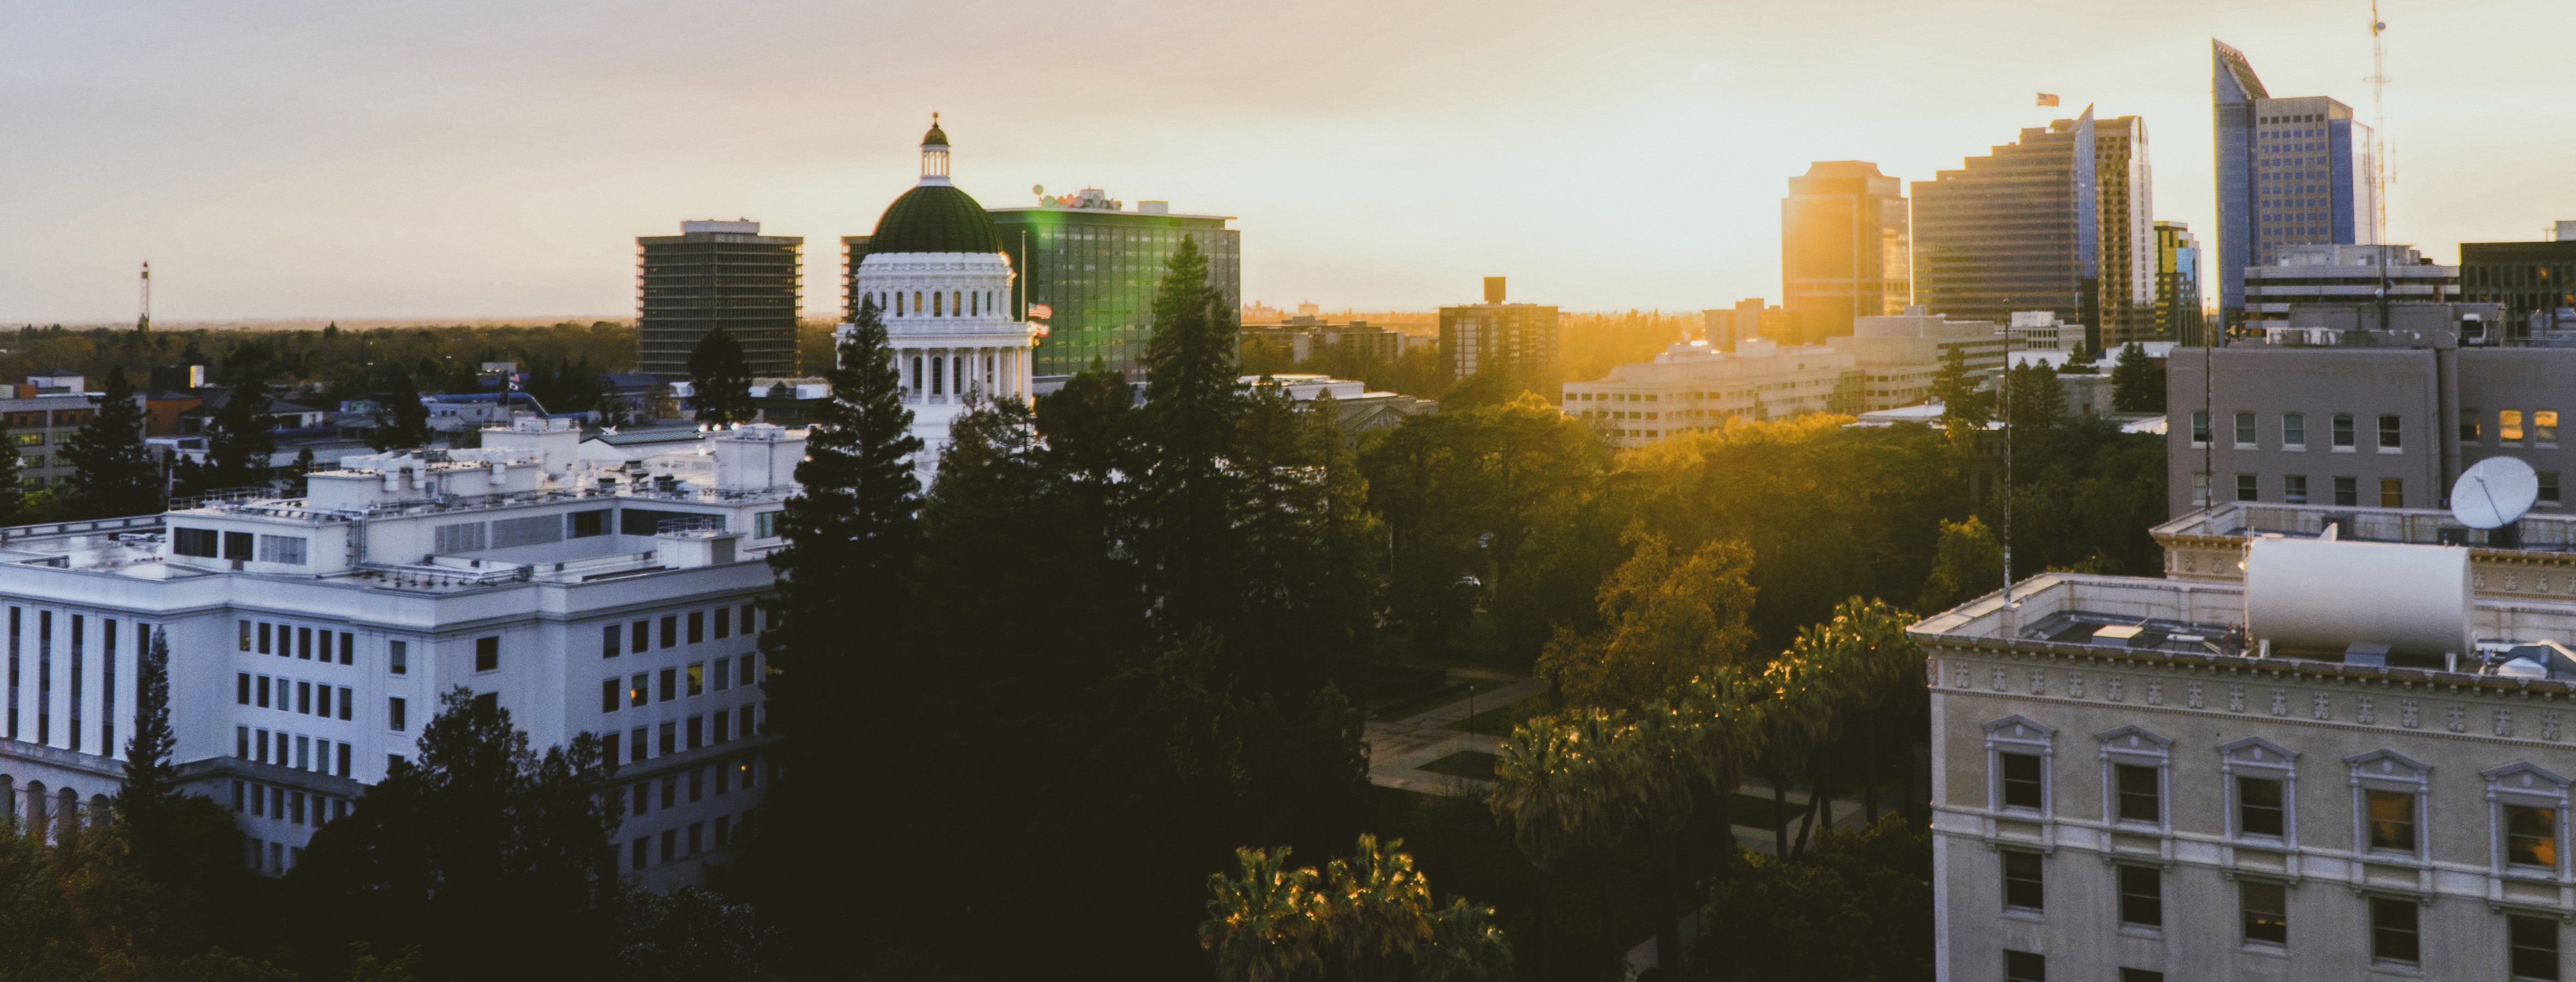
5, 0, 2572, 325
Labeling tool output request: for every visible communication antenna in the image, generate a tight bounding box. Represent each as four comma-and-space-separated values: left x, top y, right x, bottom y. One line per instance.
138, 260, 152, 332
2451, 456, 2539, 531
2366, 2, 2393, 334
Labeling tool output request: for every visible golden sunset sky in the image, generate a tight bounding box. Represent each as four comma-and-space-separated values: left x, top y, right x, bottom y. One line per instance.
4, 0, 2569, 323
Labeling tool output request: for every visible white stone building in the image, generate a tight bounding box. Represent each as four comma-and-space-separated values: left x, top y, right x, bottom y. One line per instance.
1917, 503, 2576, 981
839, 120, 1042, 473
1, 415, 795, 886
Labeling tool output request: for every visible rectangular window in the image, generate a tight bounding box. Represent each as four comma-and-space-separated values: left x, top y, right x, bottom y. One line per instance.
2116, 864, 2161, 927
659, 721, 676, 755
257, 676, 270, 708
689, 768, 703, 802
2547, 472, 2564, 505
173, 528, 219, 557
659, 667, 676, 702
629, 727, 646, 762
688, 821, 704, 855
660, 616, 677, 649
2240, 880, 2288, 945
2506, 409, 2528, 443
2190, 411, 2210, 444
2366, 790, 2416, 852
630, 673, 647, 707
2508, 805, 2559, 868
237, 672, 251, 705
236, 726, 248, 758
2001, 849, 2043, 911
714, 656, 731, 691
474, 637, 499, 673
741, 604, 757, 634
388, 640, 407, 675
223, 531, 255, 560
316, 684, 331, 718
256, 535, 308, 565
712, 709, 730, 744
632, 838, 648, 871
687, 715, 703, 750
1999, 752, 2043, 810
2237, 473, 2259, 502
714, 608, 732, 640
602, 625, 620, 658
2239, 777, 2285, 837
2004, 950, 2045, 982
755, 511, 781, 538
298, 680, 311, 714
338, 687, 351, 721
602, 732, 619, 766
258, 622, 271, 655
687, 662, 704, 696
715, 815, 731, 848
739, 655, 755, 687
2465, 409, 2483, 443
297, 626, 312, 660
2235, 411, 2258, 445
602, 678, 620, 713
255, 729, 269, 764
2380, 478, 2404, 508
238, 619, 249, 652
339, 632, 352, 665
388, 697, 406, 732
2283, 412, 2307, 447
569, 509, 609, 538
2377, 414, 2401, 450
660, 776, 676, 809
2510, 914, 2560, 981
336, 742, 351, 777
2335, 476, 2358, 506
632, 782, 650, 815
2540, 410, 2561, 445
687, 612, 703, 644
2333, 413, 2355, 448
2115, 763, 2159, 823
631, 621, 649, 653
2371, 897, 2419, 963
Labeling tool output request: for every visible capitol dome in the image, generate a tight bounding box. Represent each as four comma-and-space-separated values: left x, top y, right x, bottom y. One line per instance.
868, 183, 999, 255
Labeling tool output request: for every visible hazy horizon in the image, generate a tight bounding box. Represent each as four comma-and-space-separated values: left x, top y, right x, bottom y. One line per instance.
6, 0, 2570, 325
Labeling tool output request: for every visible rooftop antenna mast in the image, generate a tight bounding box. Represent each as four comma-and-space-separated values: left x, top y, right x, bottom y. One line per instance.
2368, 3, 2391, 327
137, 260, 152, 332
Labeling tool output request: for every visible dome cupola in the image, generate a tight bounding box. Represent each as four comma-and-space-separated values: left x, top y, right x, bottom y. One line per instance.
865, 114, 1000, 255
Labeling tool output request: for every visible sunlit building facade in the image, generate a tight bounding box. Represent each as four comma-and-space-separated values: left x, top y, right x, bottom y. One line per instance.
2154, 221, 2206, 345
1914, 110, 2101, 348
1781, 161, 1911, 345
987, 191, 1238, 379
2213, 39, 2379, 332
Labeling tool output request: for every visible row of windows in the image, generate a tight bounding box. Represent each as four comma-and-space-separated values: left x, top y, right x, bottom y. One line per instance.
2194, 410, 2398, 451
238, 620, 358, 664
2230, 473, 2417, 507
236, 674, 354, 720
1990, 720, 2571, 875
625, 756, 759, 818
177, 529, 308, 564
1993, 859, 2558, 978
631, 807, 755, 871
602, 605, 757, 658
606, 703, 758, 764
231, 779, 346, 828
235, 726, 356, 777
2465, 409, 2563, 445
603, 655, 756, 712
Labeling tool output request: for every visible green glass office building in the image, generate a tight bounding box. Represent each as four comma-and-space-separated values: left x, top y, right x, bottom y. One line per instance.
987, 198, 1238, 377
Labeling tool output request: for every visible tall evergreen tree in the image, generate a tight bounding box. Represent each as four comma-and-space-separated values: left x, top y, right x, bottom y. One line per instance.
116, 631, 182, 823
751, 299, 921, 919
59, 366, 162, 518
369, 369, 433, 451
1929, 344, 1991, 428
187, 384, 277, 495
2109, 341, 2165, 413
0, 411, 25, 527
687, 328, 756, 425
1135, 235, 1247, 635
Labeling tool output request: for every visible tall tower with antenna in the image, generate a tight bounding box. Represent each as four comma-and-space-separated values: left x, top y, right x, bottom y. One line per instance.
2368, 3, 2391, 327
137, 260, 152, 332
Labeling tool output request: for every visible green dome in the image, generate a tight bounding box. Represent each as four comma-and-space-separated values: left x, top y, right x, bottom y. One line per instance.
867, 184, 1000, 255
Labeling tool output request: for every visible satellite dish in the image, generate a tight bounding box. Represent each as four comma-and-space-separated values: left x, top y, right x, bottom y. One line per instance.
2452, 456, 2540, 529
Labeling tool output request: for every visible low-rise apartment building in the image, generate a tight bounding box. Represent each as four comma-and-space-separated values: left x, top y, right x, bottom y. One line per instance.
1561, 338, 1860, 447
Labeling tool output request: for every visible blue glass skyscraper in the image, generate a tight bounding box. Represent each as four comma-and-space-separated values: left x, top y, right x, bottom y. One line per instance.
2213, 40, 2378, 333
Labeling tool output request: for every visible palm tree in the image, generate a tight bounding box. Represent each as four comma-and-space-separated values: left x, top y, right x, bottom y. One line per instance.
1319, 834, 1435, 982
1617, 702, 1708, 980
1416, 897, 1516, 982
1490, 717, 1597, 981
1201, 847, 1326, 982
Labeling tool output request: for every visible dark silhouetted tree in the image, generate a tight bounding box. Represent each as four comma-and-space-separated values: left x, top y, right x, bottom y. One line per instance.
687, 329, 755, 425
60, 366, 162, 518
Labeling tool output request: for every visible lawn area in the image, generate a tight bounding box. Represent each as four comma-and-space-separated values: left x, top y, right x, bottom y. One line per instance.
1371, 680, 1474, 721
1447, 691, 1558, 736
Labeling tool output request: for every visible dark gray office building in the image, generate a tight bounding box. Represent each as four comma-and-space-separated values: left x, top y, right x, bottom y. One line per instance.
636, 220, 802, 380
2211, 40, 2379, 332
2461, 226, 2576, 338
1912, 110, 2100, 348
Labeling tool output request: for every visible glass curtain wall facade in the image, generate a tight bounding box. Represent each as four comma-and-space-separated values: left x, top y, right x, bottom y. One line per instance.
1912, 109, 2099, 346
2154, 221, 2206, 345
2459, 240, 2576, 339
2212, 40, 2377, 332
636, 223, 802, 380
986, 207, 1239, 378
1780, 161, 1910, 345
2094, 116, 2156, 347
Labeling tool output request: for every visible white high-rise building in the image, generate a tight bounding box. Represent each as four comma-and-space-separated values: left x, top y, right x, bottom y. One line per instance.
1, 415, 796, 886
840, 118, 1042, 472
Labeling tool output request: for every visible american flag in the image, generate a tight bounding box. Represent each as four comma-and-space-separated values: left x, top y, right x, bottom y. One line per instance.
2036, 93, 2060, 107
1028, 303, 1053, 320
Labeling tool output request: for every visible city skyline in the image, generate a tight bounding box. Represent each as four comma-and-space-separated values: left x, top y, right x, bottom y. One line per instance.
4, 0, 2570, 324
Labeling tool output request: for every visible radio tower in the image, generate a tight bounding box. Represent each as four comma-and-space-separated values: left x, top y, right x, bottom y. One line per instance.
137, 260, 152, 332
2367, 3, 2391, 327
